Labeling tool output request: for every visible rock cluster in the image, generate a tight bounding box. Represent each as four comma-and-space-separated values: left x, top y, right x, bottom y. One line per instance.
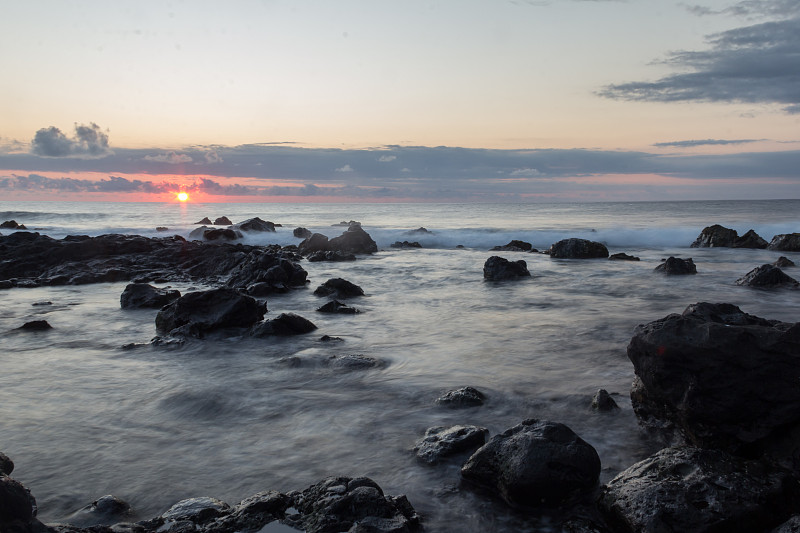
691, 224, 768, 248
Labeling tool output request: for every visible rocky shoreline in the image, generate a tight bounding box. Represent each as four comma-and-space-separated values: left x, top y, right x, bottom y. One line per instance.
2, 221, 800, 532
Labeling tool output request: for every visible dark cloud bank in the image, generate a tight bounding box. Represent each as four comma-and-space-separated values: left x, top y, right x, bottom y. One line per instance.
31, 123, 112, 158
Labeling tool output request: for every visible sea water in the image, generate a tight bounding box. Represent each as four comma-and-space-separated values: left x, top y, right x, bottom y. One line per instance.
1, 200, 799, 532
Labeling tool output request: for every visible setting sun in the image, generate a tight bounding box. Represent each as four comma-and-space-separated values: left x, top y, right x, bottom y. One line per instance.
176, 192, 189, 202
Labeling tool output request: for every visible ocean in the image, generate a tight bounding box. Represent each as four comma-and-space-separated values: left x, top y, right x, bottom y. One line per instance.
1, 199, 799, 532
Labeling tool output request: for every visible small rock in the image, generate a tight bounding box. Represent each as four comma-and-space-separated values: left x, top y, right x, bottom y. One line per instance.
251, 313, 317, 337
0, 452, 13, 475
736, 264, 799, 288
194, 217, 212, 225
31, 301, 52, 306
435, 386, 486, 408
549, 238, 609, 259
406, 227, 432, 235
66, 494, 133, 527
213, 216, 232, 226
17, 320, 52, 331
774, 256, 796, 268
0, 220, 23, 229
320, 335, 343, 342
490, 240, 534, 252
654, 257, 697, 275
233, 217, 276, 232
768, 233, 800, 252
316, 300, 360, 314
156, 226, 169, 232
120, 283, 181, 309
413, 425, 489, 464
293, 227, 312, 239
390, 241, 422, 248
483, 256, 531, 280
326, 354, 383, 370
591, 389, 620, 411
609, 253, 640, 261
161, 496, 230, 524
313, 278, 364, 298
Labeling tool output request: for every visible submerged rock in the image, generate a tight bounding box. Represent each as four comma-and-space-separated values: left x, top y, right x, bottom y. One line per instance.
490, 240, 535, 252
120, 283, 180, 309
325, 354, 383, 370
316, 300, 360, 314
406, 227, 432, 235
768, 233, 800, 252
591, 389, 619, 411
251, 313, 317, 337
213, 216, 232, 226
599, 446, 800, 533
549, 238, 609, 259
306, 250, 356, 262
483, 256, 531, 280
413, 425, 489, 464
155, 288, 265, 336
627, 302, 800, 453
66, 494, 132, 527
654, 256, 696, 275
608, 253, 639, 261
461, 419, 601, 508
18, 320, 52, 331
233, 217, 276, 233
774, 256, 796, 268
736, 264, 799, 288
436, 386, 486, 408
390, 241, 422, 249
313, 278, 364, 298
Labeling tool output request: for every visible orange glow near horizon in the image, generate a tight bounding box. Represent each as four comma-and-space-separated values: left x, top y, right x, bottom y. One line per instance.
177, 191, 189, 202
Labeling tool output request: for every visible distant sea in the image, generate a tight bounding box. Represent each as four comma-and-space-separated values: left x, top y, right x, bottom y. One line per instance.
2, 199, 799, 532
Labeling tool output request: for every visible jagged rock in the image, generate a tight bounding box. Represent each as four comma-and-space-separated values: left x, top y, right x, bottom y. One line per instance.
736, 229, 769, 248
316, 300, 360, 314
205, 491, 291, 533
772, 516, 800, 533
18, 320, 52, 331
313, 278, 364, 298
213, 216, 232, 226
0, 220, 24, 229
328, 225, 378, 255
233, 217, 276, 233
461, 419, 601, 508
413, 425, 489, 464
654, 257, 697, 275
325, 354, 383, 370
203, 228, 240, 241
775, 256, 796, 268
251, 313, 317, 337
406, 227, 432, 235
161, 497, 230, 524
435, 386, 486, 408
491, 240, 534, 252
769, 233, 800, 252
390, 241, 422, 249
608, 253, 640, 261
155, 288, 265, 336
0, 474, 38, 526
691, 224, 739, 247
627, 302, 800, 453
306, 250, 356, 262
287, 476, 420, 533
549, 238, 609, 259
736, 264, 799, 288
591, 389, 619, 411
227, 255, 307, 293
194, 217, 212, 225
120, 283, 181, 309
599, 446, 800, 533
298, 233, 330, 255
293, 227, 312, 239
65, 495, 132, 527
483, 256, 530, 280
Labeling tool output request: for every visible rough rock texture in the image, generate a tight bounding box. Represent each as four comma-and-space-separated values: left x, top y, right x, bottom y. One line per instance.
461, 419, 601, 508
483, 256, 531, 280
599, 446, 800, 533
17, 320, 52, 331
772, 515, 800, 533
307, 250, 356, 262
287, 476, 420, 533
65, 495, 132, 527
413, 425, 489, 464
591, 389, 619, 411
313, 278, 364, 298
227, 254, 308, 295
298, 233, 330, 255
204, 491, 291, 533
328, 225, 378, 255
213, 216, 232, 226
390, 241, 422, 249
549, 238, 609, 259
491, 240, 534, 252
155, 288, 265, 336
775, 256, 797, 268
293, 227, 312, 239
736, 229, 769, 248
0, 452, 13, 475
232, 217, 275, 233
120, 283, 181, 309
316, 300, 360, 314
769, 234, 800, 252
194, 217, 212, 225
0, 474, 38, 530
435, 386, 486, 408
608, 253, 640, 261
691, 224, 740, 247
654, 257, 697, 275
736, 264, 799, 288
627, 302, 800, 453
203, 228, 240, 241
0, 232, 306, 290
250, 313, 317, 337
325, 354, 384, 370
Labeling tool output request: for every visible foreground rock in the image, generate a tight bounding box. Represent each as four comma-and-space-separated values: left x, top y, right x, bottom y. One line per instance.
654, 256, 697, 275
314, 278, 364, 298
155, 288, 266, 337
549, 238, 609, 259
627, 302, 800, 454
435, 386, 486, 408
65, 494, 132, 527
250, 313, 317, 337
691, 224, 768, 248
736, 264, 799, 288
0, 473, 41, 532
414, 425, 488, 464
328, 224, 378, 255
461, 419, 601, 508
769, 233, 800, 252
600, 446, 800, 533
483, 256, 531, 280
0, 452, 13, 475
120, 283, 180, 309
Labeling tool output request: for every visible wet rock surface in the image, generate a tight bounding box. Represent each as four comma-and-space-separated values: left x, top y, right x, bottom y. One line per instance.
64, 495, 132, 527
390, 241, 422, 249
251, 313, 317, 337
608, 253, 639, 261
483, 256, 531, 280
461, 419, 601, 508
490, 240, 535, 252
120, 283, 181, 309
591, 389, 619, 411
413, 425, 489, 464
769, 233, 800, 252
654, 256, 697, 275
548, 238, 609, 259
435, 386, 486, 408
627, 302, 800, 453
17, 320, 53, 331
212, 216, 232, 226
316, 300, 360, 314
736, 264, 799, 288
775, 256, 797, 268
599, 446, 800, 533
313, 278, 364, 298
155, 288, 266, 337
327, 225, 378, 255
232, 217, 275, 233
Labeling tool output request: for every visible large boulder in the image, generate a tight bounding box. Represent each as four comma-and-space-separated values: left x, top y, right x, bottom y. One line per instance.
549, 238, 608, 259
287, 476, 420, 533
627, 302, 800, 453
690, 224, 739, 247
155, 288, 265, 336
736, 264, 799, 288
120, 283, 180, 309
313, 278, 364, 298
328, 225, 378, 255
483, 256, 531, 280
226, 255, 308, 293
654, 256, 697, 275
233, 217, 276, 233
461, 419, 601, 508
736, 229, 769, 248
599, 446, 800, 533
435, 386, 486, 408
413, 425, 488, 464
769, 233, 800, 252
298, 233, 330, 255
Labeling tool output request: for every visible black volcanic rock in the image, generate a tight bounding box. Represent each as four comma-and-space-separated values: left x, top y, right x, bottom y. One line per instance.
774, 256, 796, 268
328, 225, 378, 254
120, 283, 181, 309
0, 453, 14, 475
390, 241, 422, 249
195, 217, 212, 224
250, 313, 317, 337
691, 224, 739, 247
155, 288, 265, 336
204, 228, 240, 241
233, 217, 276, 233
769, 233, 800, 252
591, 389, 619, 411
654, 257, 696, 275
627, 302, 800, 453
736, 264, 799, 288
66, 494, 133, 527
18, 320, 52, 331
491, 240, 534, 252
609, 253, 640, 261
0, 220, 24, 229
293, 227, 312, 239
461, 419, 601, 508
298, 233, 330, 255
436, 386, 486, 408
213, 216, 232, 226
316, 300, 360, 314
414, 425, 489, 464
549, 238, 609, 259
313, 278, 364, 298
483, 256, 531, 280
735, 229, 769, 248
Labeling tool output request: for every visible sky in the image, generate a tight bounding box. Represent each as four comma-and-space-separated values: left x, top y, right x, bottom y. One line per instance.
1, 0, 799, 203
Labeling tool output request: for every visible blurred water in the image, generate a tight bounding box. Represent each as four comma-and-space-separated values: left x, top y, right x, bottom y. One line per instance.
1, 200, 799, 532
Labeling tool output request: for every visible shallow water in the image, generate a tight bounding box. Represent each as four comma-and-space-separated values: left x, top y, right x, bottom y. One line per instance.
1, 200, 799, 531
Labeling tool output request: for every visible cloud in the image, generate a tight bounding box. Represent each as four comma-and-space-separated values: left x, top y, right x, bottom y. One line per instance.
143, 151, 193, 164
598, 13, 800, 114
683, 0, 800, 18
653, 138, 761, 148
510, 168, 543, 176
31, 123, 112, 158
335, 164, 354, 172
0, 173, 168, 193
378, 155, 397, 162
